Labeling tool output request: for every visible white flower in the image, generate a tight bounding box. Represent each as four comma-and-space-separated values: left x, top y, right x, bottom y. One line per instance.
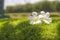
28, 12, 41, 24
28, 11, 52, 24
40, 11, 52, 24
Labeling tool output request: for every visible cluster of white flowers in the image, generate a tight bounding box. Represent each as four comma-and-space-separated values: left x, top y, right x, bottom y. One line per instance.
28, 11, 52, 24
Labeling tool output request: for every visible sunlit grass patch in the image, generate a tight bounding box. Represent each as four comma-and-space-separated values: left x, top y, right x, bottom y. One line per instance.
41, 23, 58, 39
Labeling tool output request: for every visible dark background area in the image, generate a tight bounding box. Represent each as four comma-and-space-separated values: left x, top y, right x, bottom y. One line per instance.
5, 1, 60, 13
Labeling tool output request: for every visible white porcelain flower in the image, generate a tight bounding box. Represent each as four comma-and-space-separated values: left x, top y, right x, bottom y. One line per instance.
40, 11, 52, 24
28, 12, 41, 24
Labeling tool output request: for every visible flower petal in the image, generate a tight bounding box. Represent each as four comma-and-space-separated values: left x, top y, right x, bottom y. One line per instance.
33, 22, 36, 24
35, 20, 41, 24
28, 16, 33, 21
32, 12, 37, 16
44, 18, 52, 24
46, 12, 50, 18
40, 11, 45, 16
38, 15, 43, 19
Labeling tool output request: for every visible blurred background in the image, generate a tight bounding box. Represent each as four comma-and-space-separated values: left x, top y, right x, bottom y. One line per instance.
4, 0, 60, 18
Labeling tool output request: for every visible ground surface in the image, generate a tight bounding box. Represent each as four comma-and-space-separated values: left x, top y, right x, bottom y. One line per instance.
0, 12, 60, 40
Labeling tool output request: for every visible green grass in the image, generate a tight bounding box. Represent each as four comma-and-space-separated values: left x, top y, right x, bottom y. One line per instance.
0, 12, 60, 40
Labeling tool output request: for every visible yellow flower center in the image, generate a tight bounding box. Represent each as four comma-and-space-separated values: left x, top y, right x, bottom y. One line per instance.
34, 17, 38, 22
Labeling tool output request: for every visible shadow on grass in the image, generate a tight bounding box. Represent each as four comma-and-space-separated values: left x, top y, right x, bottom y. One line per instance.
0, 20, 42, 40
15, 21, 42, 40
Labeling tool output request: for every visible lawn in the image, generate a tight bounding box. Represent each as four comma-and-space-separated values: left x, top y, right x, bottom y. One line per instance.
0, 12, 60, 40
